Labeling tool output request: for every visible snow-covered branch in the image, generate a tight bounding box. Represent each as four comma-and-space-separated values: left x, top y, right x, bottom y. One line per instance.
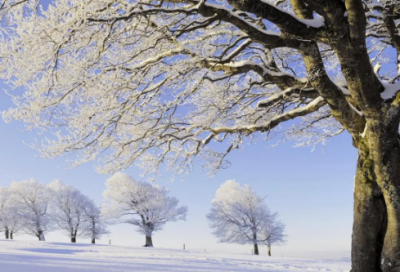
205, 96, 325, 135
0, 0, 395, 180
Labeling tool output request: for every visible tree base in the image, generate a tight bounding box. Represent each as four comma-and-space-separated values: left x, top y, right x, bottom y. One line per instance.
144, 236, 153, 247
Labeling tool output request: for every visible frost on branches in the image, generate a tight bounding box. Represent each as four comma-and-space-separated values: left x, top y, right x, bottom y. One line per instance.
0, 0, 349, 179
10, 179, 53, 241
81, 198, 109, 244
0, 187, 21, 239
102, 173, 187, 247
49, 180, 93, 243
2, 179, 107, 243
2, 0, 400, 271
207, 180, 285, 256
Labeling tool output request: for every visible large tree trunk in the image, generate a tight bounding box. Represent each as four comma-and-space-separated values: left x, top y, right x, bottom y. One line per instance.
5, 228, 9, 239
91, 238, 95, 244
351, 150, 386, 272
369, 122, 400, 272
144, 236, 153, 247
71, 236, 76, 243
10, 232, 13, 240
351, 119, 400, 272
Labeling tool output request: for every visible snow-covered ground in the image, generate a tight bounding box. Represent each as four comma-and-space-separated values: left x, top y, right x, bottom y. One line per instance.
0, 240, 350, 272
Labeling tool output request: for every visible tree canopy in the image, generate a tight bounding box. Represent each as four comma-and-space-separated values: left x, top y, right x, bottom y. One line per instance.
1, 0, 389, 178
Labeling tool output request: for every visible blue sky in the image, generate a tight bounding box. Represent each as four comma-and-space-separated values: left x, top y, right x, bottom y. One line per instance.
0, 81, 356, 258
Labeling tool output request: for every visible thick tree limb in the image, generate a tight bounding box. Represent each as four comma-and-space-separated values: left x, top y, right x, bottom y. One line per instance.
257, 87, 319, 108
226, 0, 326, 40
204, 96, 325, 138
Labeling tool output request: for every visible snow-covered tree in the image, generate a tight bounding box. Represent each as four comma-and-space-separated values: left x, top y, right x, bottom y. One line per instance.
81, 198, 109, 244
102, 173, 187, 247
2, 0, 400, 270
10, 179, 53, 241
0, 187, 21, 239
260, 218, 285, 257
48, 180, 90, 243
207, 180, 285, 255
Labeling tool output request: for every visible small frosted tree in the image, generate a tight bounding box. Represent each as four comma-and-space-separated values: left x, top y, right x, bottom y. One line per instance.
260, 216, 285, 256
0, 187, 21, 239
207, 180, 285, 255
10, 179, 53, 241
49, 180, 90, 243
81, 198, 108, 244
102, 173, 187, 247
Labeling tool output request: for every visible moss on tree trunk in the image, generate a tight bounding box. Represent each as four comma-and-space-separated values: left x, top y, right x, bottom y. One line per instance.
351, 150, 386, 272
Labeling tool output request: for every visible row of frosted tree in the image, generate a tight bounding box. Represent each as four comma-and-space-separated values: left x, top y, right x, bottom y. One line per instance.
0, 179, 107, 243
0, 174, 285, 255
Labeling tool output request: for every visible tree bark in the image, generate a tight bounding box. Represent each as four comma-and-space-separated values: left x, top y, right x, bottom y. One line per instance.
253, 243, 259, 255
71, 236, 76, 243
10, 232, 13, 240
5, 228, 9, 239
367, 121, 400, 272
143, 221, 154, 247
252, 232, 259, 255
267, 246, 271, 256
91, 238, 95, 244
145, 236, 153, 247
38, 230, 45, 241
351, 118, 400, 272
351, 149, 386, 272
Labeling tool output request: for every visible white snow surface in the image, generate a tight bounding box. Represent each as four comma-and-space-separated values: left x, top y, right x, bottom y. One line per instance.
0, 240, 350, 272
297, 17, 325, 28
380, 81, 400, 100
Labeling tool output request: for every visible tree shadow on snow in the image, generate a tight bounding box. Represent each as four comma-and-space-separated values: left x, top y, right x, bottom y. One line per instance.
48, 242, 107, 247
0, 253, 273, 272
20, 248, 85, 255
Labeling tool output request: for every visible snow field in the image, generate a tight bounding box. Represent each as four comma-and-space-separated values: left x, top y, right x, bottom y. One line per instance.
0, 240, 350, 272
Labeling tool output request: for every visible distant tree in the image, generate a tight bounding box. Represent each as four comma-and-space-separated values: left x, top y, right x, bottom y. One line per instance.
81, 198, 109, 244
49, 180, 90, 243
260, 216, 286, 256
207, 180, 285, 255
102, 173, 187, 247
0, 187, 21, 239
10, 179, 53, 241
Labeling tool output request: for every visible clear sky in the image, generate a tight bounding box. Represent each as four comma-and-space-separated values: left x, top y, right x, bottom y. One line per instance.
0, 79, 357, 259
